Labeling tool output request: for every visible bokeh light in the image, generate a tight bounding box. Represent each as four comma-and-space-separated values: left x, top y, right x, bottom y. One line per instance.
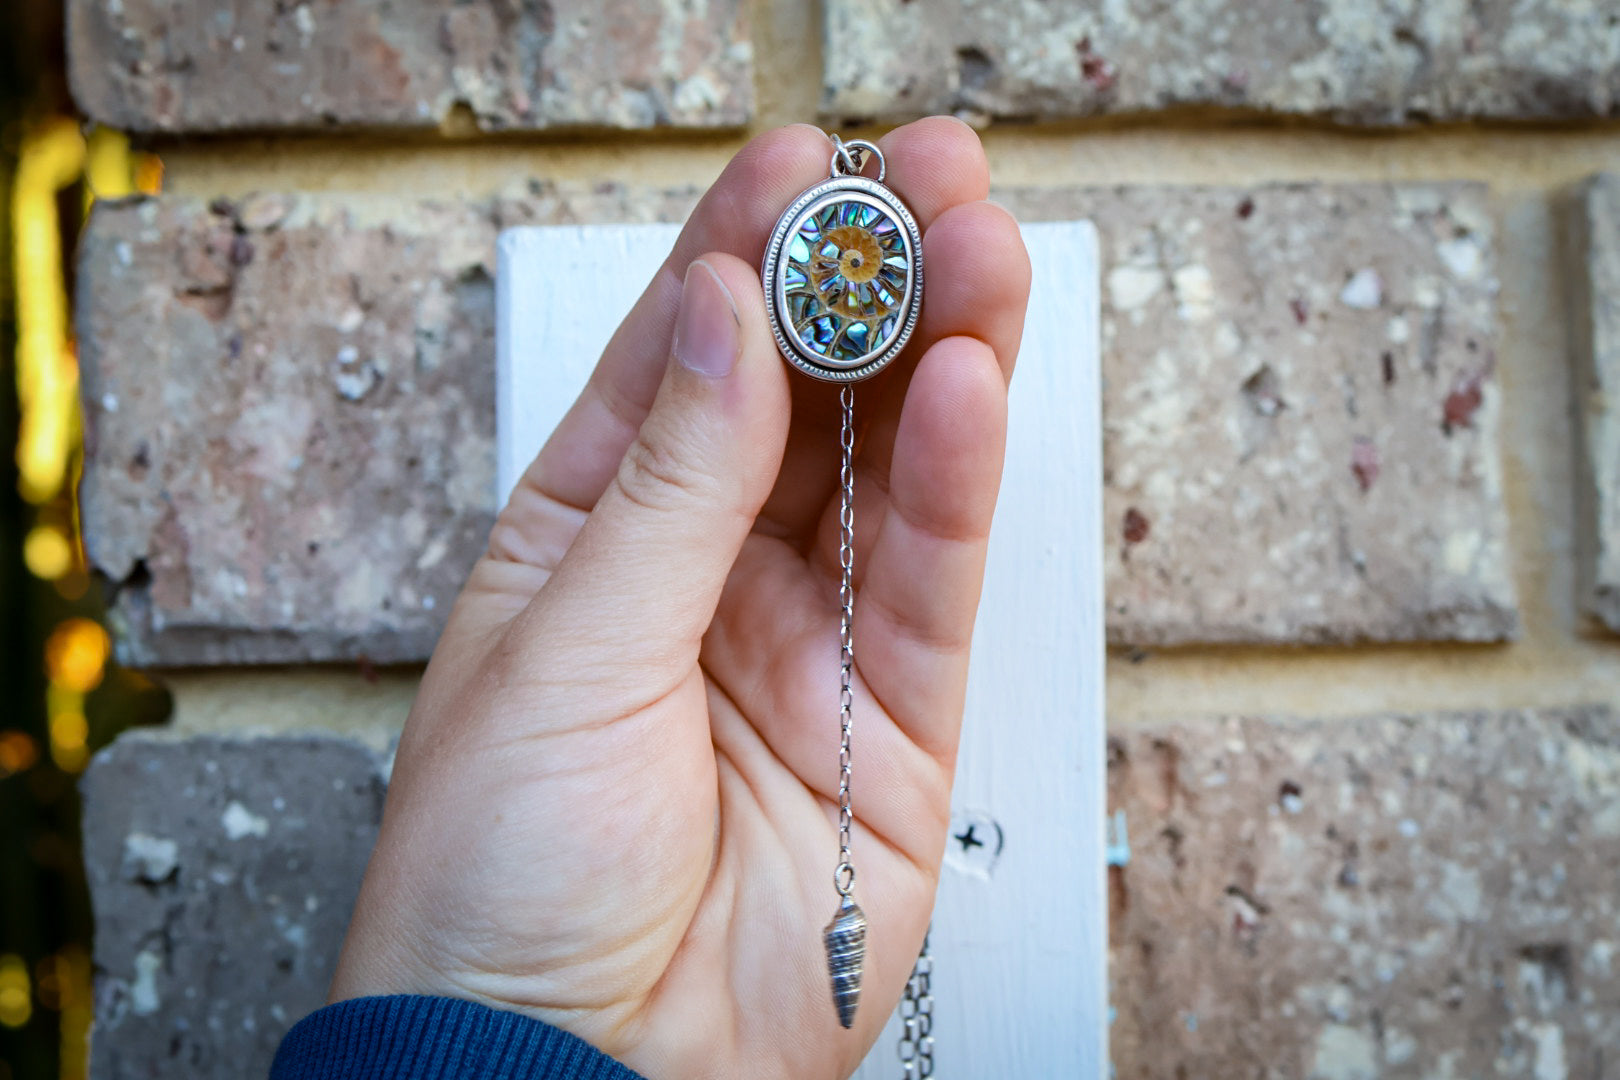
44, 619, 109, 695
6, 57, 166, 1073
0, 732, 40, 777
0, 956, 32, 1029
12, 117, 84, 507
22, 524, 72, 580
47, 709, 89, 774
53, 948, 91, 1078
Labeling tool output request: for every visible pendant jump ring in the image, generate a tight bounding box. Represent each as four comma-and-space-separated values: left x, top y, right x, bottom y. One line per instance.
834, 862, 856, 896
829, 135, 886, 183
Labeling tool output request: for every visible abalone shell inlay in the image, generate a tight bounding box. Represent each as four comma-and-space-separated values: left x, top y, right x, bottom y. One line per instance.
784, 199, 910, 364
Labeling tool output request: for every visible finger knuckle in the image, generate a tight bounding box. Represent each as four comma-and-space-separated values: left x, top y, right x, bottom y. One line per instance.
613, 429, 709, 514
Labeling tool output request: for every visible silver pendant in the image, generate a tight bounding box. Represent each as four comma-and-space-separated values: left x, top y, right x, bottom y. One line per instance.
763, 134, 925, 1031
823, 895, 868, 1030
762, 136, 924, 383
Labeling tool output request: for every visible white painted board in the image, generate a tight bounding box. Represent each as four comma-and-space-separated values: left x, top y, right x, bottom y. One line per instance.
497, 221, 1104, 1078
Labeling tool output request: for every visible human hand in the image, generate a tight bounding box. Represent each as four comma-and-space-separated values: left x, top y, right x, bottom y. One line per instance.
328, 118, 1031, 1079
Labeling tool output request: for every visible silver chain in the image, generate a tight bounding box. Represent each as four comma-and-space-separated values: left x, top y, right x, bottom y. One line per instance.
833, 385, 938, 1074
899, 929, 935, 1076
834, 383, 857, 899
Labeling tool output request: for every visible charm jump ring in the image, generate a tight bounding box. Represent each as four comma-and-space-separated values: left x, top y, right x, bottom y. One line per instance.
830, 135, 885, 183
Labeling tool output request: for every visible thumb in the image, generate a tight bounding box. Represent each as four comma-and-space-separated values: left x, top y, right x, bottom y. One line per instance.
516, 253, 792, 671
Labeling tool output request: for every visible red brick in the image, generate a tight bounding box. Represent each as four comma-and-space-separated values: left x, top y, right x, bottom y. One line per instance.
1003, 183, 1516, 645
67, 0, 752, 133
77, 188, 699, 665
824, 0, 1620, 126
1570, 174, 1620, 633
1109, 706, 1620, 1077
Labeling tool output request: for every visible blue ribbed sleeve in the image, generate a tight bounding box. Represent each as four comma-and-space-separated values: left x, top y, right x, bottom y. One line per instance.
269, 995, 648, 1079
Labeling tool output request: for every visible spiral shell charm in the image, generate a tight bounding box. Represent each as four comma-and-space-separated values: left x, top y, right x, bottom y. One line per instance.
823, 895, 868, 1029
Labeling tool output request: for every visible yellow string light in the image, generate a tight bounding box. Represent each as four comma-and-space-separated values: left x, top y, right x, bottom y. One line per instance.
12, 118, 148, 1080
48, 711, 89, 773
44, 618, 110, 694
43, 618, 104, 774
23, 523, 73, 580
134, 153, 164, 195
0, 954, 31, 1029
13, 117, 86, 505
83, 126, 134, 205
56, 947, 92, 1079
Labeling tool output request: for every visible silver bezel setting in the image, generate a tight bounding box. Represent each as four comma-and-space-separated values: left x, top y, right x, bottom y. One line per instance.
762, 174, 924, 383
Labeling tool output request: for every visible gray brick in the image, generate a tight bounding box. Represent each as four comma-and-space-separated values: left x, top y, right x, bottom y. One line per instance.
85, 711, 1620, 1077
1108, 705, 1620, 1078
79, 183, 1515, 661
1002, 183, 1516, 645
81, 732, 385, 1080
1571, 173, 1620, 634
77, 188, 698, 666
823, 0, 1620, 126
67, 0, 752, 133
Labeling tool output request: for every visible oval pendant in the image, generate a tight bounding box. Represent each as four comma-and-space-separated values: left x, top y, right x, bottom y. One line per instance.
762, 138, 923, 382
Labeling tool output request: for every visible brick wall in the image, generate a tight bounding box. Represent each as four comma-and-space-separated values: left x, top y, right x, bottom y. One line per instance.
69, 1, 1620, 1076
